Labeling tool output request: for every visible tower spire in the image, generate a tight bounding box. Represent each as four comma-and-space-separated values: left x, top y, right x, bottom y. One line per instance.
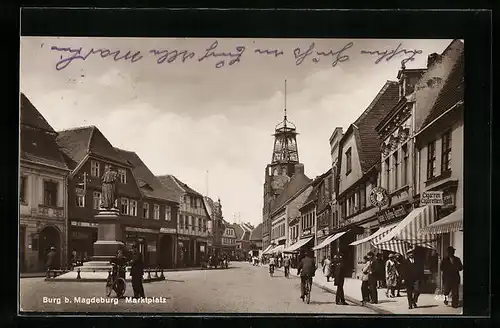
284, 79, 287, 127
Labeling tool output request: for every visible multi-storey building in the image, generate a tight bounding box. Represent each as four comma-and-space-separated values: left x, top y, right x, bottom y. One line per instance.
221, 220, 237, 258
114, 148, 180, 268
157, 175, 210, 267
335, 80, 400, 278
55, 126, 143, 264
249, 223, 263, 256
312, 170, 333, 266
234, 222, 253, 260
19, 93, 70, 272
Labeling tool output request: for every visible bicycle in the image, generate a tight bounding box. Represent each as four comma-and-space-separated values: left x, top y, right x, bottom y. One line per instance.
269, 264, 274, 277
303, 277, 312, 304
106, 263, 127, 298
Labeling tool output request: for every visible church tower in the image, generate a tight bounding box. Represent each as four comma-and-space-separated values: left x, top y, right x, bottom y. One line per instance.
261, 80, 304, 249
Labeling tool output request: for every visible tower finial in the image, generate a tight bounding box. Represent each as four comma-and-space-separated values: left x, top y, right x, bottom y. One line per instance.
284, 79, 287, 127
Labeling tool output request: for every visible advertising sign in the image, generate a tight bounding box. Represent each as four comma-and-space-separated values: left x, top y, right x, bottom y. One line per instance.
421, 191, 444, 205
370, 187, 390, 208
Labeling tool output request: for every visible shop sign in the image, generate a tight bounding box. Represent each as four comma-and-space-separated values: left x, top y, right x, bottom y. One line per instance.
421, 191, 444, 205
443, 193, 454, 206
370, 187, 390, 208
160, 227, 176, 234
377, 203, 410, 225
71, 221, 98, 228
125, 227, 159, 234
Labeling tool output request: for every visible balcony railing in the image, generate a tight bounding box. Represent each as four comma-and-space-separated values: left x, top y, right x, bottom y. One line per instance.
37, 204, 64, 218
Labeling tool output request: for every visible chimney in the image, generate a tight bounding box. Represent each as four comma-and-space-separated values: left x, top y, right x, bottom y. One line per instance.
294, 163, 305, 175
427, 53, 441, 68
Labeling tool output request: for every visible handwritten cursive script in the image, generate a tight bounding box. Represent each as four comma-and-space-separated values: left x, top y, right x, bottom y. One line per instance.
293, 42, 354, 67
51, 46, 143, 71
149, 48, 196, 64
197, 41, 246, 68
360, 43, 423, 65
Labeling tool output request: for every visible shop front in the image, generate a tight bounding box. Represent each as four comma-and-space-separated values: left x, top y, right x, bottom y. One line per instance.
177, 236, 197, 267
69, 221, 98, 263
125, 227, 160, 268
158, 227, 176, 269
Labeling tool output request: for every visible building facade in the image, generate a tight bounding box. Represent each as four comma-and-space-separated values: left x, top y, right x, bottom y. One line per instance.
19, 94, 70, 272
221, 221, 237, 258
234, 222, 253, 260
114, 148, 180, 268
249, 223, 263, 256
313, 170, 333, 267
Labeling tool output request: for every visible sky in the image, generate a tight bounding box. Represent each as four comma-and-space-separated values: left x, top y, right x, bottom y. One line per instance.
20, 37, 453, 227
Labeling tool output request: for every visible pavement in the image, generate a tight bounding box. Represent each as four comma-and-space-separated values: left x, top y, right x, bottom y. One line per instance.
19, 261, 375, 314
260, 263, 462, 315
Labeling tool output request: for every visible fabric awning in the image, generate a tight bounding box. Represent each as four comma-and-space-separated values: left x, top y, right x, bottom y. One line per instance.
271, 244, 285, 254
283, 236, 313, 253
349, 222, 398, 246
262, 244, 274, 255
419, 208, 463, 235
313, 231, 348, 250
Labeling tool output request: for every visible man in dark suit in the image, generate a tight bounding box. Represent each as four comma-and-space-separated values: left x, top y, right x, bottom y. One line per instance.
401, 248, 424, 309
297, 250, 317, 301
366, 252, 378, 304
334, 254, 349, 305
130, 247, 145, 298
440, 246, 463, 308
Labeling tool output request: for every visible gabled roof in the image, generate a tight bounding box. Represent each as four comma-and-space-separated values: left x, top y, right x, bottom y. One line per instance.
420, 50, 464, 130
156, 175, 185, 202
342, 81, 400, 173
56, 126, 129, 170
20, 94, 68, 170
250, 223, 263, 241
114, 148, 179, 203
20, 93, 56, 133
271, 171, 312, 215
233, 224, 245, 240
164, 175, 203, 197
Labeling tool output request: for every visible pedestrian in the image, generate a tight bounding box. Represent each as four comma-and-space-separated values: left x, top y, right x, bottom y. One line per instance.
394, 254, 403, 297
323, 256, 332, 282
367, 252, 378, 304
376, 253, 386, 289
360, 255, 371, 305
130, 247, 145, 298
440, 246, 463, 308
283, 256, 291, 277
334, 254, 348, 305
45, 246, 58, 272
401, 247, 424, 309
385, 253, 398, 298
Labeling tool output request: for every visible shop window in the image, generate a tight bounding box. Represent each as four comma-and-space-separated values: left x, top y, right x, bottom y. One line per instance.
91, 160, 100, 177
153, 204, 160, 220
93, 191, 101, 210
442, 130, 452, 173
43, 181, 58, 207
20, 176, 27, 203
427, 141, 436, 179
129, 200, 138, 216
76, 194, 85, 207
118, 169, 127, 184
345, 148, 352, 175
120, 198, 129, 215
143, 203, 149, 218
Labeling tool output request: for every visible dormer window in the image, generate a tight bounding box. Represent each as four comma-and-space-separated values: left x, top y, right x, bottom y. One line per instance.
91, 160, 100, 177
118, 169, 126, 184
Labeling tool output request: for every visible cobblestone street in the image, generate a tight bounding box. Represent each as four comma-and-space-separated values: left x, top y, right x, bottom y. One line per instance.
20, 262, 375, 314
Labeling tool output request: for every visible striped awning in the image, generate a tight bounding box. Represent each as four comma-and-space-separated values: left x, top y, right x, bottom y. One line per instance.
271, 244, 285, 254
283, 236, 313, 253
262, 244, 274, 255
349, 223, 398, 246
373, 239, 412, 255
419, 208, 463, 235
313, 231, 347, 250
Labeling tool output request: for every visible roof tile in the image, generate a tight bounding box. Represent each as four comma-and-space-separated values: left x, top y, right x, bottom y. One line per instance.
271, 172, 312, 214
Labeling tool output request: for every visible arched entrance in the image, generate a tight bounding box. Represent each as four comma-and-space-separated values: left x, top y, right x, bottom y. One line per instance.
38, 226, 61, 271
158, 235, 174, 269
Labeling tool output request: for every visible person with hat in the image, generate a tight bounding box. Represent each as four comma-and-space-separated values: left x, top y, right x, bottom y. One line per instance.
366, 252, 378, 304
45, 246, 58, 272
333, 254, 348, 305
401, 247, 424, 309
385, 253, 398, 298
440, 246, 463, 308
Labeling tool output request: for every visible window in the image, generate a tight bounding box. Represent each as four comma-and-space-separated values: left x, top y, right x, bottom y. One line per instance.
165, 206, 171, 220
93, 192, 101, 210
442, 130, 452, 172
402, 144, 408, 186
91, 160, 100, 177
153, 204, 160, 220
427, 141, 436, 179
20, 176, 27, 203
43, 181, 58, 207
143, 203, 150, 218
393, 151, 399, 190
345, 148, 352, 175
385, 158, 391, 191
186, 196, 191, 207
120, 198, 129, 215
76, 194, 85, 207
188, 216, 192, 230
359, 183, 366, 209
118, 169, 127, 184
129, 200, 138, 216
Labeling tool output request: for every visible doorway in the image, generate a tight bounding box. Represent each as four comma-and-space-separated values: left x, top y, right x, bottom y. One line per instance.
159, 235, 174, 269
38, 226, 61, 271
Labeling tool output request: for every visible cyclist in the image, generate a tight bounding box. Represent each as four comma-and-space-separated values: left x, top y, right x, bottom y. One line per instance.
297, 250, 317, 301
268, 255, 276, 275
283, 255, 291, 277
110, 249, 128, 280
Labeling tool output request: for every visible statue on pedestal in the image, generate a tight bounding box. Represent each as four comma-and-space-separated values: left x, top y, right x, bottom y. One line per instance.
100, 166, 119, 210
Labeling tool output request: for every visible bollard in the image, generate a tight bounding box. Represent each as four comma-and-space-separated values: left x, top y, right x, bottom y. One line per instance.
147, 270, 151, 279
76, 269, 81, 280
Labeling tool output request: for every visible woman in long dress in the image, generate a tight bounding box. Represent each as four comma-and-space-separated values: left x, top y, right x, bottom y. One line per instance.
323, 256, 332, 282
385, 253, 399, 298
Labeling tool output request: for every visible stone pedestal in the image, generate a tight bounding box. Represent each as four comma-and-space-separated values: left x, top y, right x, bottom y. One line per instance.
92, 207, 124, 262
